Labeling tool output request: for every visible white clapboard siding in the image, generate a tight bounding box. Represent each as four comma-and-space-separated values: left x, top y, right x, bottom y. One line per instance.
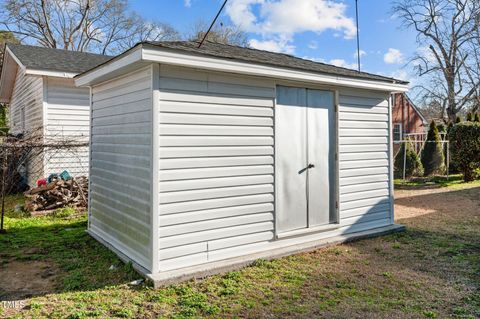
89, 67, 153, 271
158, 65, 275, 271
338, 89, 392, 232
8, 68, 44, 186
44, 78, 90, 178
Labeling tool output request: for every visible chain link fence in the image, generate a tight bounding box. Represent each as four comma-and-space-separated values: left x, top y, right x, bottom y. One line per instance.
0, 128, 89, 230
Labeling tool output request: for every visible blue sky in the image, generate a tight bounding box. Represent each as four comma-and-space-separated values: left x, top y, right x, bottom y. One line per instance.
130, 0, 419, 85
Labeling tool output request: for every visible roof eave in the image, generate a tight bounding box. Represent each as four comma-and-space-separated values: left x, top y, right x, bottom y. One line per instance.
0, 46, 25, 103
76, 44, 409, 92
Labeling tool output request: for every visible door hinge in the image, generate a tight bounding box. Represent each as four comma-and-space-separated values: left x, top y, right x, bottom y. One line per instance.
335, 201, 339, 209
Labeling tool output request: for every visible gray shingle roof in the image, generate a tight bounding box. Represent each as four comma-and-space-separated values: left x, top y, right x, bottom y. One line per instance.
6, 44, 112, 74
143, 41, 408, 85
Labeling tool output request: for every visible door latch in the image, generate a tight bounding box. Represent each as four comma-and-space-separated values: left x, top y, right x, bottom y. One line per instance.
307, 163, 315, 169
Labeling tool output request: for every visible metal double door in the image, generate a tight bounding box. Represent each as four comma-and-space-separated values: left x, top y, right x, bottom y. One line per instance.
276, 86, 335, 233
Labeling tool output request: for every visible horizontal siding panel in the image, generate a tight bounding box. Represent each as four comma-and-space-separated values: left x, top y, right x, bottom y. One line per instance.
339, 112, 388, 122
340, 159, 389, 169
208, 231, 273, 251
339, 137, 388, 145
159, 184, 273, 204
341, 203, 391, 219
341, 211, 390, 227
160, 213, 273, 237
339, 105, 388, 114
340, 144, 388, 153
160, 175, 273, 192
92, 144, 150, 157
339, 128, 388, 137
160, 221, 274, 249
339, 120, 388, 129
159, 91, 274, 107
160, 113, 273, 126
340, 167, 389, 178
161, 101, 273, 117
160, 243, 207, 260
159, 136, 273, 147
93, 134, 152, 146
160, 124, 273, 136
341, 196, 390, 211
159, 252, 208, 270
93, 122, 151, 135
93, 99, 151, 118
339, 95, 389, 107
92, 110, 151, 126
160, 194, 274, 215
339, 174, 389, 187
340, 182, 390, 195
341, 189, 389, 203
160, 165, 273, 181
160, 146, 273, 158
340, 152, 388, 161
160, 203, 273, 226
160, 156, 273, 170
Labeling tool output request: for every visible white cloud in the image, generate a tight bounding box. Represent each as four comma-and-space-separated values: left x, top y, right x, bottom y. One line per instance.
329, 59, 358, 69
226, 0, 357, 54
249, 37, 295, 54
384, 48, 404, 64
354, 50, 366, 58
184, 0, 191, 7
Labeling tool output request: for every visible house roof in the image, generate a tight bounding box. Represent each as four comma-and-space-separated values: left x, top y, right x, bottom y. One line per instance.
0, 44, 112, 103
6, 44, 113, 75
142, 41, 408, 85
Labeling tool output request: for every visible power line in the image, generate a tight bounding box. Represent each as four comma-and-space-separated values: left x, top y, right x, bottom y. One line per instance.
355, 0, 361, 72
198, 0, 228, 48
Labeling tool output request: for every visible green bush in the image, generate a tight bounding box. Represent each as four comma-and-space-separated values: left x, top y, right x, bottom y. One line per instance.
474, 113, 480, 122
421, 120, 446, 176
394, 139, 424, 178
449, 122, 480, 182
466, 112, 473, 122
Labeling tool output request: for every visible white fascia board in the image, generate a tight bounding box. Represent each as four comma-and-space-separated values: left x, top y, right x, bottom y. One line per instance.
25, 69, 77, 78
4, 46, 26, 71
142, 47, 409, 93
75, 46, 143, 87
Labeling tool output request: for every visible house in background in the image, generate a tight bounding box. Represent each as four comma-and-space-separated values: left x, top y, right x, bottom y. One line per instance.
75, 41, 409, 285
392, 93, 427, 154
0, 44, 111, 186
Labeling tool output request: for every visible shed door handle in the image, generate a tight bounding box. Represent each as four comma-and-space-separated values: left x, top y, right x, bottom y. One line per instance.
307, 163, 315, 169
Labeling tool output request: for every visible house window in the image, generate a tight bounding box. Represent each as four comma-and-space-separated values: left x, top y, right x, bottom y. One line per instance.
393, 123, 402, 142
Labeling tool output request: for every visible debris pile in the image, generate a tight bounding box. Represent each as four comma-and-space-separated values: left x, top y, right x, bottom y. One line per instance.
24, 176, 88, 212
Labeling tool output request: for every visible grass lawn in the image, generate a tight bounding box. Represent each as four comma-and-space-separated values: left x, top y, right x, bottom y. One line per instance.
1, 183, 479, 318
394, 174, 480, 189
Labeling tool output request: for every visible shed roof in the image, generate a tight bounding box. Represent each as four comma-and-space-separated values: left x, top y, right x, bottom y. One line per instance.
6, 44, 112, 74
142, 41, 408, 85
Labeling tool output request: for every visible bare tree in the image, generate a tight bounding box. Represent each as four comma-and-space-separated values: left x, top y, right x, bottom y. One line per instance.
188, 20, 249, 47
0, 0, 179, 55
393, 0, 480, 122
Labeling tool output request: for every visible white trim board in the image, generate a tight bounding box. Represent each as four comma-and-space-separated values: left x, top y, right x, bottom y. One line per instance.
75, 44, 409, 93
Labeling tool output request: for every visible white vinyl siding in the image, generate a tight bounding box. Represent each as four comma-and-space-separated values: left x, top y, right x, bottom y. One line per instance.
9, 68, 44, 134
89, 67, 153, 271
157, 65, 275, 271
338, 89, 392, 230
8, 68, 44, 186
44, 77, 90, 177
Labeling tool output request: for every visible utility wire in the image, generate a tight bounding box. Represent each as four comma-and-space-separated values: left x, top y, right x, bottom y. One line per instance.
355, 0, 361, 72
198, 0, 228, 48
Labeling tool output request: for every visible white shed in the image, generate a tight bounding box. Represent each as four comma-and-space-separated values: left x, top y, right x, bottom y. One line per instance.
0, 44, 111, 185
75, 41, 409, 286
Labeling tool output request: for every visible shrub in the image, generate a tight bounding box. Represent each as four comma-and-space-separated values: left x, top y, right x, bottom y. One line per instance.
455, 116, 462, 123
421, 120, 446, 176
474, 112, 480, 122
394, 139, 424, 178
449, 122, 480, 182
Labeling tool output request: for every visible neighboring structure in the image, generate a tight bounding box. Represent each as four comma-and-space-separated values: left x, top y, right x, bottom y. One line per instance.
0, 44, 111, 185
392, 93, 427, 154
75, 41, 409, 285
